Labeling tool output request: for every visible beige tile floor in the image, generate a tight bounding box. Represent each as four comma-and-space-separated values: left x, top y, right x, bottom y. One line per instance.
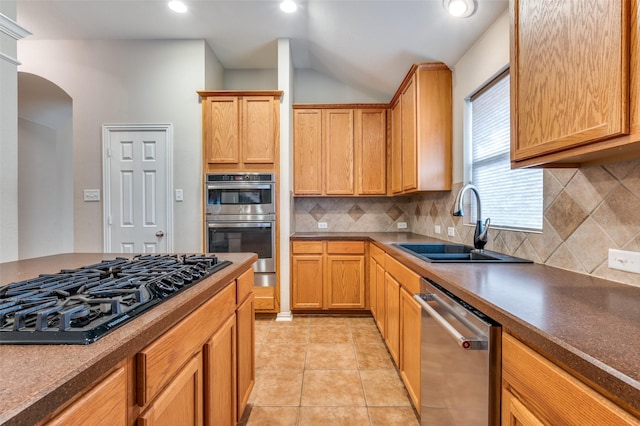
239, 315, 420, 426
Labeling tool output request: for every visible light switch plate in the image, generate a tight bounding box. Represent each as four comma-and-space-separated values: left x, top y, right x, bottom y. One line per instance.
175, 189, 184, 202
83, 189, 100, 202
397, 222, 407, 229
609, 249, 640, 274
447, 227, 455, 237
435, 225, 441, 234
318, 222, 328, 229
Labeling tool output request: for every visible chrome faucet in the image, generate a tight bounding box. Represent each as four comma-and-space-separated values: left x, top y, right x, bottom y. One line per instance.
453, 184, 490, 250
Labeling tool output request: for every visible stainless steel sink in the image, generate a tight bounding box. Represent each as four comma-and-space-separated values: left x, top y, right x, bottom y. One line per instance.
393, 243, 532, 263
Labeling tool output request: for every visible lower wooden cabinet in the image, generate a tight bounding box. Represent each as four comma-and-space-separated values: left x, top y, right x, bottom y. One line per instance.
236, 293, 255, 419
400, 287, 421, 413
384, 272, 401, 365
46, 364, 127, 426
204, 315, 236, 426
502, 333, 640, 425
291, 240, 366, 310
137, 353, 203, 426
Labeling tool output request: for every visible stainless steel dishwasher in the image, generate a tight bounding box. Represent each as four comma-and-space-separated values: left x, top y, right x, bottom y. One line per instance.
414, 278, 501, 425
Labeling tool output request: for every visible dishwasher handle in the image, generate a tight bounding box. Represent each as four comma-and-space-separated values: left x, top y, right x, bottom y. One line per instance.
414, 294, 488, 350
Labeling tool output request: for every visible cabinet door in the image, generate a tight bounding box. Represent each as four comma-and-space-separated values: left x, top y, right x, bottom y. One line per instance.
375, 262, 386, 335
242, 96, 275, 164
511, 0, 629, 163
47, 365, 127, 426
236, 294, 255, 419
400, 288, 421, 414
401, 76, 417, 192
324, 109, 355, 195
390, 100, 403, 194
293, 109, 323, 195
502, 387, 545, 426
369, 258, 378, 319
291, 255, 324, 309
325, 255, 365, 309
357, 109, 386, 195
203, 97, 240, 164
137, 353, 203, 426
204, 315, 236, 426
384, 273, 401, 366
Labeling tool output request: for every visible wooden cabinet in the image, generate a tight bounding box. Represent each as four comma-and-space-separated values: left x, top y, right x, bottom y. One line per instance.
204, 315, 236, 426
138, 353, 204, 426
510, 0, 640, 167
236, 293, 255, 419
293, 105, 387, 196
291, 241, 324, 309
369, 244, 386, 335
502, 333, 640, 425
384, 272, 401, 365
198, 91, 282, 172
325, 241, 366, 309
324, 109, 355, 195
389, 63, 452, 194
400, 287, 421, 413
291, 240, 366, 310
46, 364, 127, 426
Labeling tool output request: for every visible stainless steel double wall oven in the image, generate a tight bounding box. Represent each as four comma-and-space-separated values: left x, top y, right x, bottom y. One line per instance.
205, 173, 276, 286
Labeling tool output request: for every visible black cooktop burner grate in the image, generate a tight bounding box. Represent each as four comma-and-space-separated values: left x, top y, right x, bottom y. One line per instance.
0, 254, 232, 345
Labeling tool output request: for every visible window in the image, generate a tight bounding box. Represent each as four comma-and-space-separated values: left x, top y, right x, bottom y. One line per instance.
467, 70, 543, 231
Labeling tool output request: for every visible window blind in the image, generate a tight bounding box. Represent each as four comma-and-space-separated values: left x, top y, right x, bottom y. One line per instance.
469, 71, 543, 231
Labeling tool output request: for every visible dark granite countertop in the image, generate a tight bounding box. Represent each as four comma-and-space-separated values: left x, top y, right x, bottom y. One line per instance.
291, 232, 640, 417
0, 252, 257, 426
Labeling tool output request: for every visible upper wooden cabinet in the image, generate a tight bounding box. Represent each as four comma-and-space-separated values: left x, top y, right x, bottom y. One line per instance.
510, 0, 640, 167
293, 105, 387, 196
389, 63, 452, 194
198, 91, 282, 172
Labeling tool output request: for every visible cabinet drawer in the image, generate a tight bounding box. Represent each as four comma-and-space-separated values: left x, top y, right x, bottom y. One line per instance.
292, 241, 323, 254
137, 283, 236, 407
384, 254, 420, 294
254, 286, 275, 310
237, 268, 254, 304
370, 243, 386, 265
326, 241, 365, 254
502, 334, 640, 425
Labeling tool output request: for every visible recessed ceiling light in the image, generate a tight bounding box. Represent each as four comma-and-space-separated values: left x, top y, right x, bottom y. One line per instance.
280, 0, 297, 13
443, 0, 476, 18
168, 0, 188, 13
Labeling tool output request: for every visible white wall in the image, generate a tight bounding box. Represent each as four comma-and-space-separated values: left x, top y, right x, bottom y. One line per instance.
224, 69, 278, 90
0, 0, 25, 262
451, 11, 510, 184
18, 117, 73, 258
18, 39, 220, 253
294, 68, 389, 103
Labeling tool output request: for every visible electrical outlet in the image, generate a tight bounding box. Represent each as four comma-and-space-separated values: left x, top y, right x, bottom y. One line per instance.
317, 222, 328, 229
435, 225, 441, 234
397, 222, 407, 229
447, 227, 455, 237
175, 189, 184, 202
608, 249, 640, 274
83, 189, 100, 202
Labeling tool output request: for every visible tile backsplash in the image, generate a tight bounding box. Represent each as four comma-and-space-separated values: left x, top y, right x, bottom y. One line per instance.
293, 159, 640, 287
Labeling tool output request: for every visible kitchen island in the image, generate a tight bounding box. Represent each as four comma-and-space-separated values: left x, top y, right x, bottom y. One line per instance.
0, 252, 257, 426
292, 232, 640, 421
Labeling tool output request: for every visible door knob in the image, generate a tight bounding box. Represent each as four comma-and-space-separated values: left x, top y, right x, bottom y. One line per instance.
156, 231, 165, 237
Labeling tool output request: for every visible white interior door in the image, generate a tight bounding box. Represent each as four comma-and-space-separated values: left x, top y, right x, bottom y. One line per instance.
103, 124, 173, 253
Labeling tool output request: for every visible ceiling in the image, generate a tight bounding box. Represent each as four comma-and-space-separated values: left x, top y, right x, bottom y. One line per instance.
16, 0, 508, 99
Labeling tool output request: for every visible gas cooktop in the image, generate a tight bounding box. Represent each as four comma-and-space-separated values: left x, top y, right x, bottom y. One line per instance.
0, 254, 232, 345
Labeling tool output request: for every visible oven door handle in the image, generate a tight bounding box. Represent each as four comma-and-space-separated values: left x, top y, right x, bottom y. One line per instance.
414, 294, 487, 350
206, 184, 272, 190
207, 222, 272, 229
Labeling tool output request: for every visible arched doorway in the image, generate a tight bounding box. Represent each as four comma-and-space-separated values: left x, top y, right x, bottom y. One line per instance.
18, 72, 73, 259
